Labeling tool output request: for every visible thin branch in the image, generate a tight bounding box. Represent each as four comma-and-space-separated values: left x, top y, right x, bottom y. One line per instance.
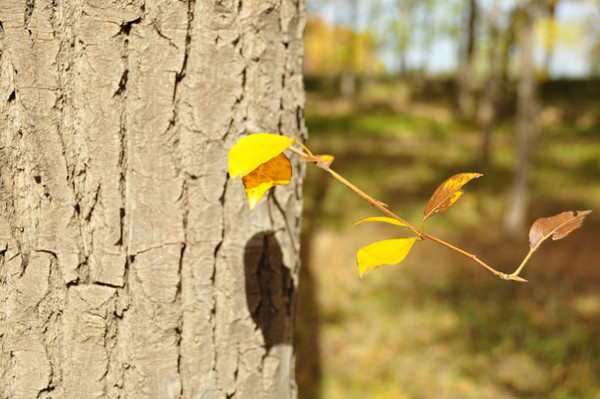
423, 233, 527, 282
290, 145, 419, 234
510, 232, 553, 278
510, 246, 535, 278
288, 145, 308, 158
294, 141, 528, 283
293, 138, 314, 157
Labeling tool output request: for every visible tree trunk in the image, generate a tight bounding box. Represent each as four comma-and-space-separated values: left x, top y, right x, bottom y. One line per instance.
504, 2, 538, 237
456, 0, 478, 119
542, 0, 557, 79
338, 0, 358, 97
0, 1, 306, 398
394, 0, 410, 75
478, 0, 502, 167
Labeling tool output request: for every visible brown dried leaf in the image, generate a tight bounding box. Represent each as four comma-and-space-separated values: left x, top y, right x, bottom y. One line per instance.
529, 210, 591, 248
242, 153, 292, 210
423, 173, 483, 221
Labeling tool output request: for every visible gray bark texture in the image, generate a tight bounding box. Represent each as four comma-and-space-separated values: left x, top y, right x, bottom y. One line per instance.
0, 0, 306, 398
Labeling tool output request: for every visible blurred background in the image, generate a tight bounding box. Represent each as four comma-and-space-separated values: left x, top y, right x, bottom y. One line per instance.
294, 0, 600, 398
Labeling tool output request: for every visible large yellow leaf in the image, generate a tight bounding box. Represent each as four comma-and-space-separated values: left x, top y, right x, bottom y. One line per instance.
357, 237, 417, 278
353, 216, 408, 228
228, 133, 295, 179
423, 173, 482, 222
242, 153, 292, 210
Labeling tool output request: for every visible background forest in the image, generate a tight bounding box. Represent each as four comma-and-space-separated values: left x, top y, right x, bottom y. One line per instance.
295, 0, 600, 398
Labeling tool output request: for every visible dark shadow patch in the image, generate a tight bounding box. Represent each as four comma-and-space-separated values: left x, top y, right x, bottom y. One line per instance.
244, 232, 295, 350
119, 17, 142, 35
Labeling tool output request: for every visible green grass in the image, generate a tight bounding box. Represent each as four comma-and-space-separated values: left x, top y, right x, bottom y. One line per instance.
297, 82, 600, 399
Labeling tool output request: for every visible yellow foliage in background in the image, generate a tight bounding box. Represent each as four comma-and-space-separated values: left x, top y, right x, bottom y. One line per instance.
304, 17, 385, 77
535, 17, 584, 51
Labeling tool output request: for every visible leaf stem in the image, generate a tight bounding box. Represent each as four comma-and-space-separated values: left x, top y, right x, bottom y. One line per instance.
510, 247, 535, 278
292, 138, 314, 157
288, 145, 308, 158
509, 233, 551, 278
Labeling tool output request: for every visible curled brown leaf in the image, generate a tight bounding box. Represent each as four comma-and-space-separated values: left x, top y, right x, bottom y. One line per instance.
528, 210, 592, 248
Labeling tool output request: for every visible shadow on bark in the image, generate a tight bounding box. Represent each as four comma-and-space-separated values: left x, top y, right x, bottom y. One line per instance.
243, 173, 328, 397
244, 232, 294, 350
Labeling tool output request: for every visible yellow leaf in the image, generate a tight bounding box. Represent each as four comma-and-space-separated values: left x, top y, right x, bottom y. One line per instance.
242, 153, 292, 210
423, 173, 482, 222
228, 133, 295, 179
357, 237, 417, 278
353, 216, 408, 228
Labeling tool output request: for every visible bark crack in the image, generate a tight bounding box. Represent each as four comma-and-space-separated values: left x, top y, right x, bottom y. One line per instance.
24, 0, 35, 30
174, 0, 195, 86
152, 20, 179, 50
40, 251, 66, 397
167, 2, 195, 391
119, 17, 142, 36
175, 186, 187, 398
129, 242, 182, 256
118, 15, 134, 289
113, 70, 128, 97
210, 182, 226, 393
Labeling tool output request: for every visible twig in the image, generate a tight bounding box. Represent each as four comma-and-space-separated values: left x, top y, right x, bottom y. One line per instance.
292, 141, 527, 282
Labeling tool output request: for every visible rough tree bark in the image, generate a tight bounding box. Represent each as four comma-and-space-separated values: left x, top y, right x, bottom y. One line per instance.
0, 0, 306, 398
